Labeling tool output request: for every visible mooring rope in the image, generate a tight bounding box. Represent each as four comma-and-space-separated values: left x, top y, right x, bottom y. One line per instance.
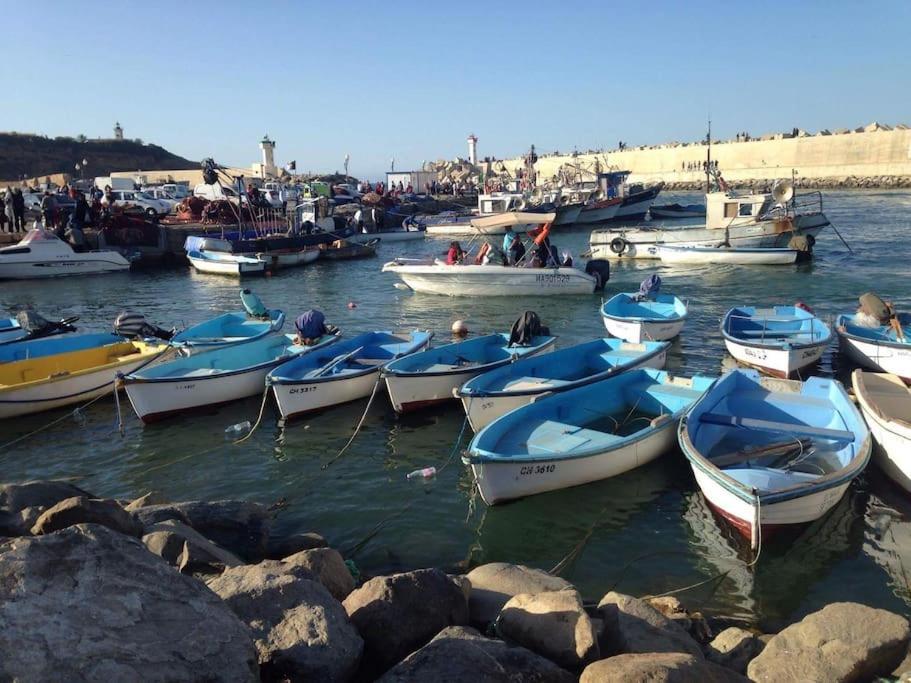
0, 391, 113, 452
321, 376, 383, 470
233, 386, 272, 445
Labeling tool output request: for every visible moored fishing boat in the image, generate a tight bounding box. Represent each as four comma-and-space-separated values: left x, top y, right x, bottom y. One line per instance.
678, 369, 871, 546
256, 248, 321, 269
171, 311, 285, 351
655, 245, 800, 265
601, 286, 687, 342
121, 332, 340, 423
458, 338, 669, 431
852, 370, 911, 492
836, 311, 911, 382
650, 203, 706, 219
319, 239, 378, 260
0, 337, 169, 419
0, 229, 132, 279
383, 332, 556, 413
188, 249, 266, 276
269, 330, 433, 419
722, 305, 831, 378
464, 369, 715, 504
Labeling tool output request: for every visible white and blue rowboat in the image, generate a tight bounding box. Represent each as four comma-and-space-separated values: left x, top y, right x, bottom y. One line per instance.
0, 315, 78, 345
600, 292, 687, 343
655, 245, 799, 265
171, 310, 285, 351
383, 333, 556, 413
722, 305, 831, 378
121, 332, 340, 423
464, 369, 716, 505
678, 369, 871, 547
457, 338, 669, 432
188, 250, 266, 276
269, 330, 433, 419
852, 370, 911, 493
835, 313, 911, 382
0, 332, 126, 364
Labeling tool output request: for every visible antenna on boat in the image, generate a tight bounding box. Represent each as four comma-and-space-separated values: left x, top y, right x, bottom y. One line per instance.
705, 118, 712, 194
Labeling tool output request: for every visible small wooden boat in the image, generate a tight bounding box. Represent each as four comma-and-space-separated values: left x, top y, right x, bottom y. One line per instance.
656, 245, 799, 265
464, 369, 715, 504
121, 333, 340, 423
268, 330, 433, 419
0, 337, 169, 419
187, 250, 266, 276
679, 369, 870, 546
852, 370, 911, 492
383, 332, 556, 413
836, 313, 911, 382
349, 226, 425, 244
171, 310, 285, 351
722, 305, 831, 378
601, 292, 687, 342
650, 203, 706, 219
457, 338, 669, 431
319, 239, 378, 260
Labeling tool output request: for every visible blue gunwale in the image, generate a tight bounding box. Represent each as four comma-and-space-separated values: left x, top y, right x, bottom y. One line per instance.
721, 305, 832, 352
171, 309, 285, 348
600, 292, 688, 324
835, 313, 911, 350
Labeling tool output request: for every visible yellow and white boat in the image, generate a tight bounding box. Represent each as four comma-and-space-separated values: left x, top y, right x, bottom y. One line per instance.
0, 337, 170, 418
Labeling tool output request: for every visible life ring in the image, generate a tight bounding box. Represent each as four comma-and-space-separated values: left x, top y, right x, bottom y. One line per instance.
610, 237, 628, 255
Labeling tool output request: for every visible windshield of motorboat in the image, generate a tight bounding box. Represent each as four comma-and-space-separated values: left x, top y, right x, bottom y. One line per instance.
21, 229, 62, 245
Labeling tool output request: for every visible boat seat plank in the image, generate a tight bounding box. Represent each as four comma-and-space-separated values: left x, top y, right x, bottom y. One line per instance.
698, 412, 854, 441
525, 420, 620, 455
504, 376, 571, 392
733, 330, 818, 338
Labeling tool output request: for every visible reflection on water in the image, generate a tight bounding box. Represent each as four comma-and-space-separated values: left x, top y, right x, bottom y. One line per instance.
0, 191, 909, 626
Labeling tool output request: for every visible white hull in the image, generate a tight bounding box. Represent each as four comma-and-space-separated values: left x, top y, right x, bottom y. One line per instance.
462, 349, 667, 431
576, 203, 620, 224
554, 204, 583, 225
471, 418, 678, 504
615, 195, 656, 219
590, 213, 829, 259
838, 334, 911, 381
724, 338, 827, 378
602, 316, 685, 343
350, 230, 425, 244
0, 255, 130, 279
271, 369, 381, 419
382, 263, 596, 296
656, 246, 798, 265
0, 355, 160, 419
853, 374, 911, 493
385, 369, 478, 413
425, 221, 539, 236
189, 255, 265, 276
258, 249, 320, 268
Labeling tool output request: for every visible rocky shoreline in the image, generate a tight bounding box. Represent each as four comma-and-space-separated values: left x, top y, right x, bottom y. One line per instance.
2, 480, 910, 682
659, 176, 911, 191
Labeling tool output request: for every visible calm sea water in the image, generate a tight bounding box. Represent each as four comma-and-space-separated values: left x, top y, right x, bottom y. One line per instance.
2, 190, 910, 631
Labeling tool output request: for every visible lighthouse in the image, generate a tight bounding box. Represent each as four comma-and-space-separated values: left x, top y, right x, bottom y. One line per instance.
114, 122, 123, 141
467, 134, 478, 165
260, 135, 276, 177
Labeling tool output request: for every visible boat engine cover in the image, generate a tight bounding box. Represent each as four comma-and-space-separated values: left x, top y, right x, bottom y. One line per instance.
585, 259, 611, 291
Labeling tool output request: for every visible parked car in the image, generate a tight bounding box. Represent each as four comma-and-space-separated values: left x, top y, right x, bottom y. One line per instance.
141, 188, 180, 211
161, 183, 190, 199
194, 183, 245, 205
110, 190, 172, 218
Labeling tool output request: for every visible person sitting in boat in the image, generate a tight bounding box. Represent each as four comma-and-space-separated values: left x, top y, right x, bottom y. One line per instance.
474, 242, 491, 265
508, 236, 526, 266
502, 226, 516, 254
294, 309, 338, 346
446, 241, 466, 265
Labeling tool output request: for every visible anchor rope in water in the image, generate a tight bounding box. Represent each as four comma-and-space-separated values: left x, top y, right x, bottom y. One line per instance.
0, 390, 114, 452
233, 386, 272, 445
321, 376, 384, 470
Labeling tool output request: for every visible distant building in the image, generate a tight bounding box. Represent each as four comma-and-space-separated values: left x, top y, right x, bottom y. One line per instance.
114, 122, 123, 141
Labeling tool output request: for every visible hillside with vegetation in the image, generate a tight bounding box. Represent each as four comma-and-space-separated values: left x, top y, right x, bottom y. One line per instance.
0, 133, 196, 180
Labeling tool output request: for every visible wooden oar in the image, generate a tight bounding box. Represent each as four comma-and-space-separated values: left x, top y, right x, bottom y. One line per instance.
887, 302, 906, 342
309, 346, 364, 378
712, 437, 813, 468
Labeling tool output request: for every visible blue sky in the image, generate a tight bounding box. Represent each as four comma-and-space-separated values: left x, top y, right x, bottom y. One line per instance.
6, 0, 909, 179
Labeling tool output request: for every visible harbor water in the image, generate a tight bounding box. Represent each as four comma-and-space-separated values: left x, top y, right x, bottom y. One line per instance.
2, 190, 910, 632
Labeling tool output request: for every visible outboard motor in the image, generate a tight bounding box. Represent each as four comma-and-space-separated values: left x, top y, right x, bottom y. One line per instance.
240, 289, 269, 319
508, 311, 550, 347
585, 259, 611, 292
635, 274, 661, 301
114, 311, 174, 340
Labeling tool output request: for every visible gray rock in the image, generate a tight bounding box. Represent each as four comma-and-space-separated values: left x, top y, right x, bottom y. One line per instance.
706, 626, 764, 674
264, 531, 328, 559
208, 556, 362, 682
142, 518, 244, 571
134, 500, 271, 561
281, 548, 355, 601
597, 592, 703, 659
378, 626, 574, 682
0, 524, 258, 682
344, 568, 469, 677
747, 602, 911, 682
498, 588, 600, 670
0, 479, 91, 535
124, 491, 166, 511
580, 652, 746, 682
465, 562, 573, 626
31, 496, 143, 537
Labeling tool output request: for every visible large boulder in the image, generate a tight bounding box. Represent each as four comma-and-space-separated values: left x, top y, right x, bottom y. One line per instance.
0, 524, 258, 681
134, 500, 271, 561
280, 548, 355, 601
465, 562, 573, 626
31, 496, 143, 537
706, 626, 764, 675
208, 557, 362, 682
747, 602, 911, 682
264, 531, 328, 559
378, 626, 574, 682
343, 568, 469, 677
142, 518, 244, 572
0, 479, 92, 535
597, 592, 703, 658
498, 588, 600, 670
580, 653, 746, 682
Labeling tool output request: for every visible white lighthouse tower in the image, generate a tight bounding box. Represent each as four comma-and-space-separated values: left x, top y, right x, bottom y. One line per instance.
467, 134, 478, 165
259, 135, 276, 177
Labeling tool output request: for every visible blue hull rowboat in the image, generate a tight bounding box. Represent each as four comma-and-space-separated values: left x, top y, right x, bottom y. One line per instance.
678, 369, 870, 547
382, 332, 557, 413
121, 332, 341, 423
269, 330, 434, 419
836, 313, 911, 381
457, 338, 669, 431
464, 369, 716, 504
0, 318, 20, 344
722, 305, 832, 378
600, 292, 687, 343
171, 310, 285, 351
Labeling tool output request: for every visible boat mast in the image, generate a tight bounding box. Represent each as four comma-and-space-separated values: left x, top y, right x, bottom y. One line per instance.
705, 118, 712, 194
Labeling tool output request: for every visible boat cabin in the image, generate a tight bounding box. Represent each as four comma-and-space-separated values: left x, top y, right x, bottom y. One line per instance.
705, 191, 777, 230
477, 193, 525, 215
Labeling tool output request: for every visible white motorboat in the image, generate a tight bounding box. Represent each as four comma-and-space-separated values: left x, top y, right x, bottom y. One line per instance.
591, 178, 829, 259
187, 250, 266, 276
852, 370, 911, 493
656, 245, 800, 265
0, 229, 131, 279
426, 211, 554, 237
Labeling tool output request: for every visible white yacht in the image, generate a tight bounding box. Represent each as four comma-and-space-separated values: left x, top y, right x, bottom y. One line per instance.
0, 230, 132, 279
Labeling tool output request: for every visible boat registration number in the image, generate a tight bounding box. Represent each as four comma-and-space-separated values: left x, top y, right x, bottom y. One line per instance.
536, 273, 570, 285
289, 386, 317, 395
519, 464, 556, 476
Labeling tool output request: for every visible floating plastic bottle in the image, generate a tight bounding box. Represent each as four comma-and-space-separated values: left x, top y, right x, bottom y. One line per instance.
225, 420, 252, 437
406, 466, 437, 480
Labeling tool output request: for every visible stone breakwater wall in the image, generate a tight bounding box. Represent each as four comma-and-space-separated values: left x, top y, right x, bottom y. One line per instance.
501, 128, 911, 189
3, 479, 911, 681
